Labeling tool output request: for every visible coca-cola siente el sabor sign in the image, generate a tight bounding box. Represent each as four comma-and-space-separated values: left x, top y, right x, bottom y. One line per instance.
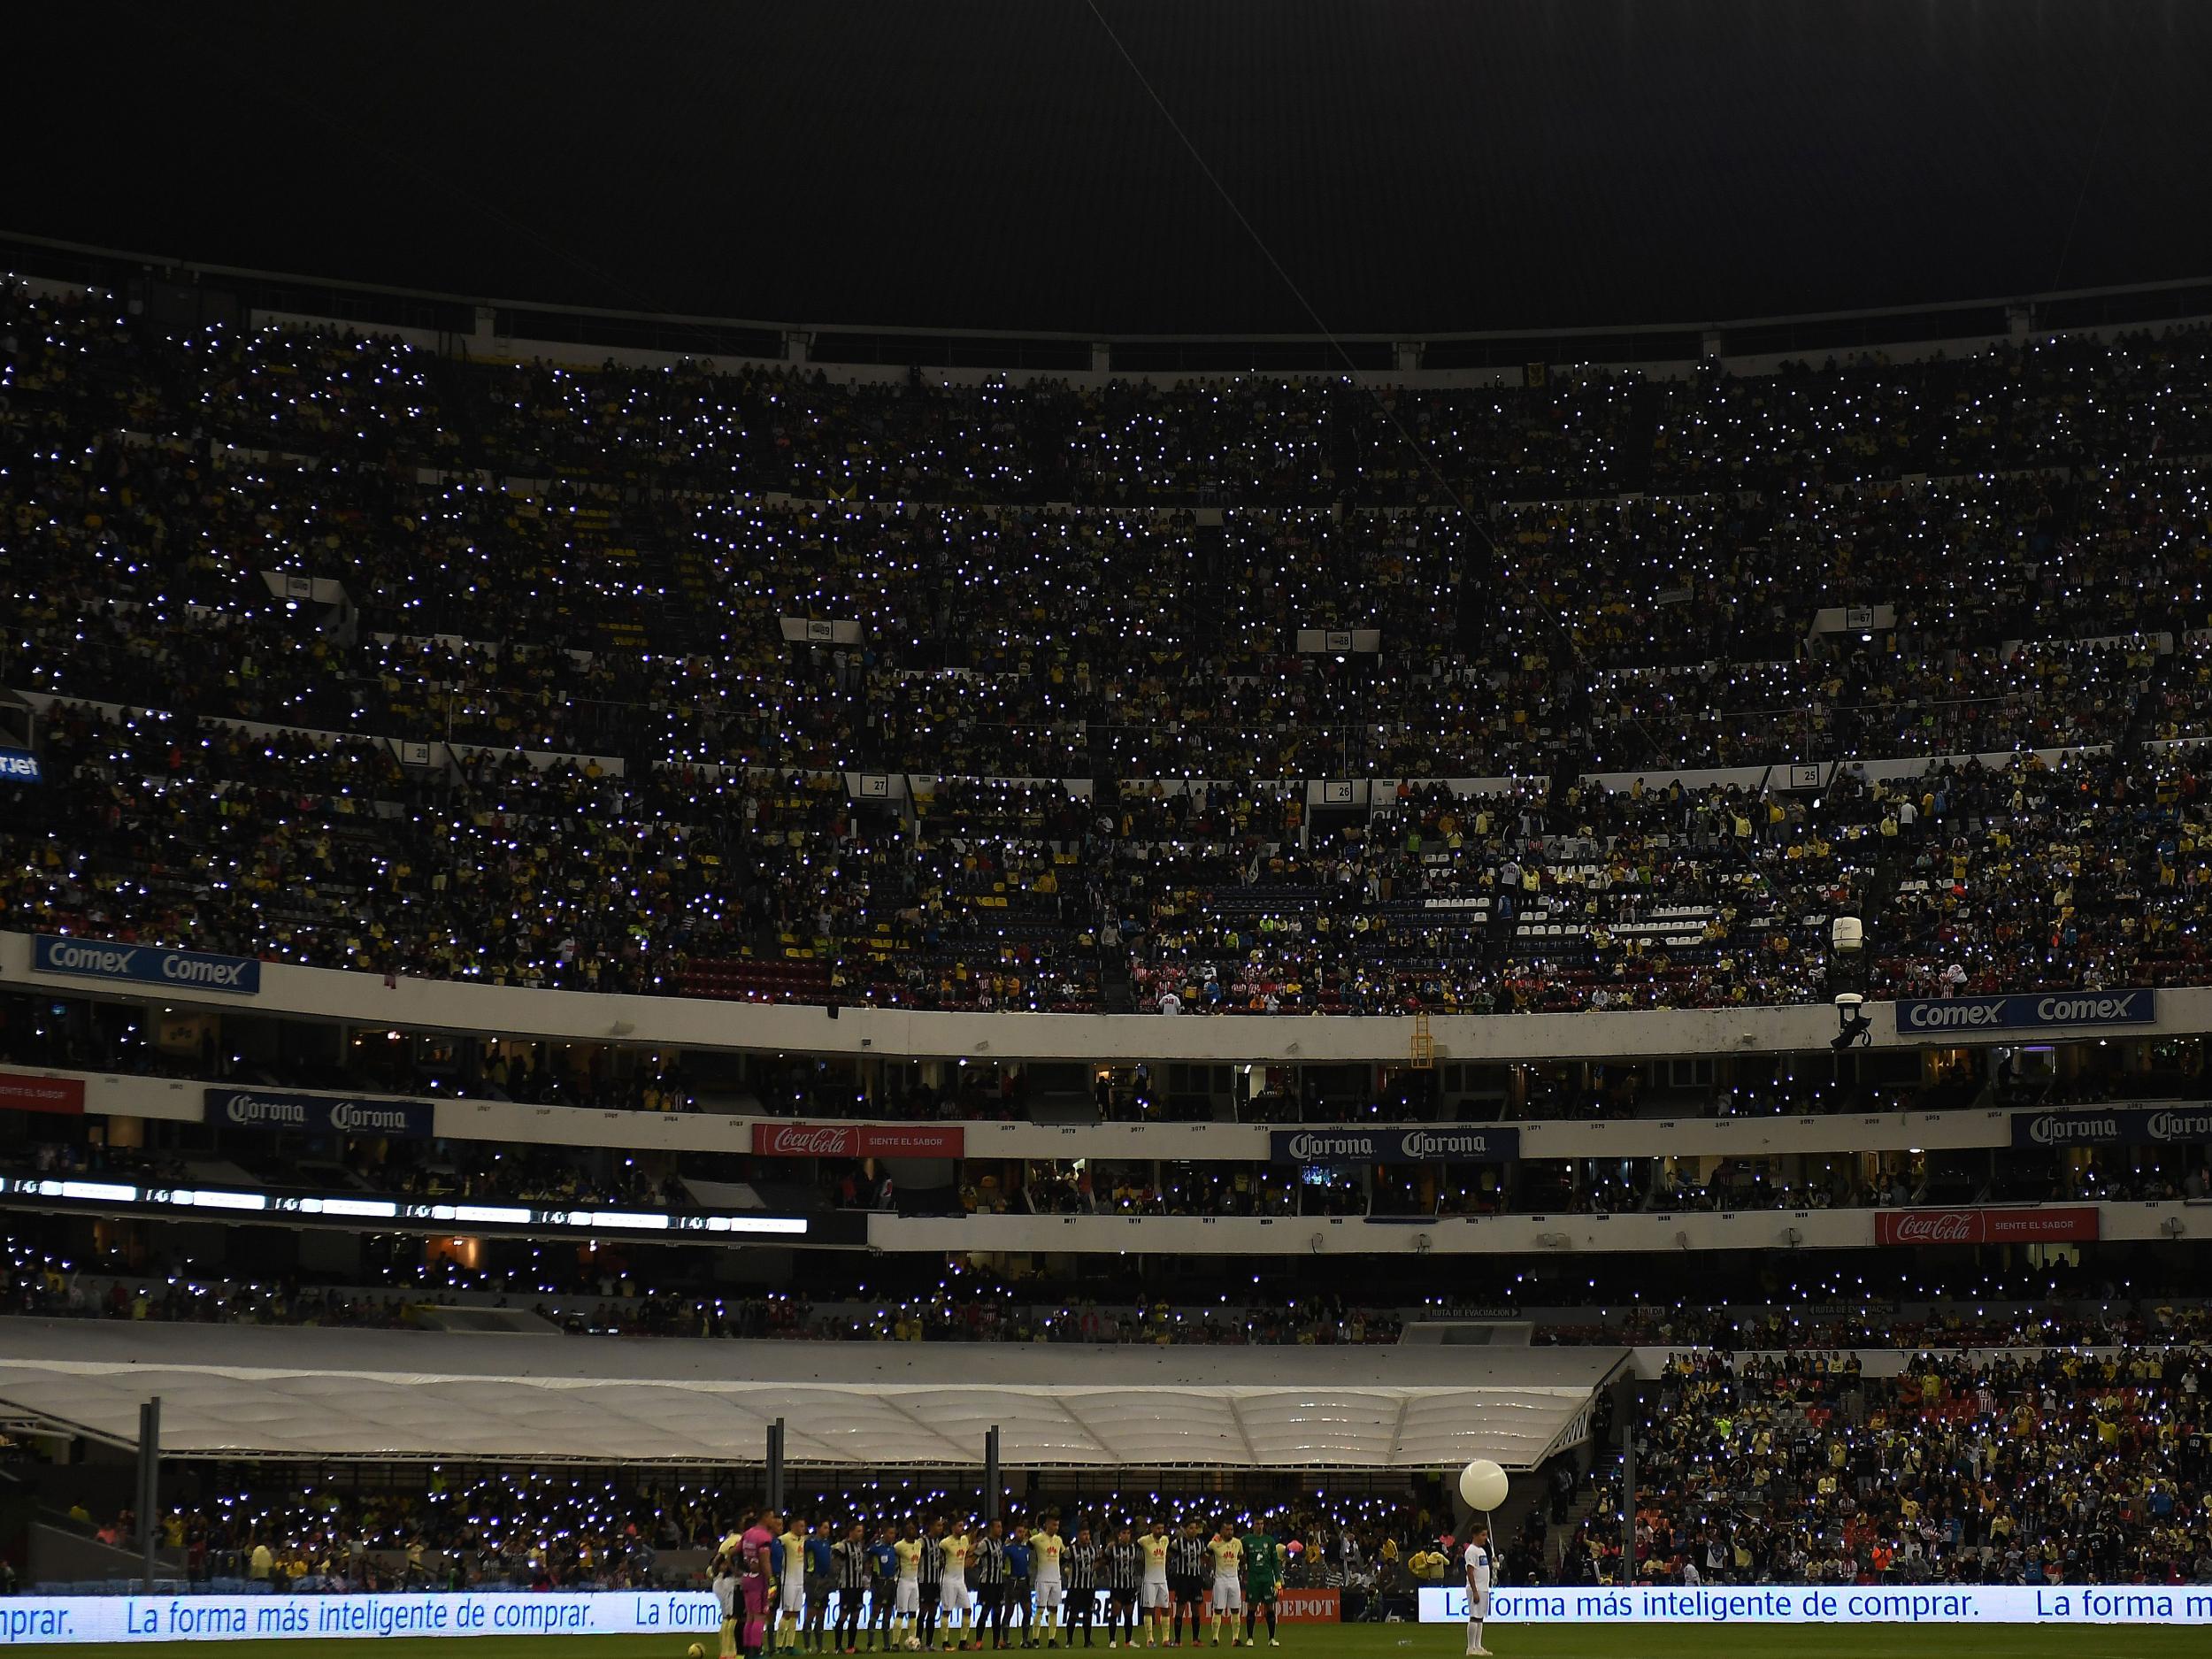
750, 1122, 965, 1158
752, 1123, 858, 1158
1873, 1206, 2100, 1246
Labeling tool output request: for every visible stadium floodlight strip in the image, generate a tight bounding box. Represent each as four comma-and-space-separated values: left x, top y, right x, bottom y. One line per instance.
298, 1196, 401, 1219
0, 1176, 812, 1240
47, 1179, 141, 1204
569, 1210, 670, 1232
171, 1188, 267, 1211
702, 1214, 809, 1235
441, 1203, 534, 1226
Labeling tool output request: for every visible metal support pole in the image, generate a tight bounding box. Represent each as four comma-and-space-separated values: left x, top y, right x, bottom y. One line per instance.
983, 1426, 1002, 1524
1619, 1407, 1636, 1586
767, 1418, 786, 1516
138, 1396, 161, 1592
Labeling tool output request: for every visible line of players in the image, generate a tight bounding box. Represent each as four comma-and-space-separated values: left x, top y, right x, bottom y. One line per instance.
712, 1509, 1293, 1656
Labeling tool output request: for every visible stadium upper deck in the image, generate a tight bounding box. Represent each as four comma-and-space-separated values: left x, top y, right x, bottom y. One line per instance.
4, 278, 2212, 1026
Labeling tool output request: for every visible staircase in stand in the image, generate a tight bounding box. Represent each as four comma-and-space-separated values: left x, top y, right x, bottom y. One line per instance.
1099, 946, 1136, 1014
1543, 1445, 1623, 1579
638, 527, 724, 659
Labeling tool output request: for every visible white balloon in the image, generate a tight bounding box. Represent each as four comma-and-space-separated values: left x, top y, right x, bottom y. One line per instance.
1458, 1458, 1509, 1511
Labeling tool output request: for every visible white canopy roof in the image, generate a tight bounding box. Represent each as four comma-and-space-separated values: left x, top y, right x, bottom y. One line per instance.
0, 1320, 1618, 1470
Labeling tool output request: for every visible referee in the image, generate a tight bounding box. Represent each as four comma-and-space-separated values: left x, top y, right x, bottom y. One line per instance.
1064, 1525, 1101, 1648
868, 1524, 902, 1653
1006, 1524, 1033, 1649
1168, 1519, 1208, 1647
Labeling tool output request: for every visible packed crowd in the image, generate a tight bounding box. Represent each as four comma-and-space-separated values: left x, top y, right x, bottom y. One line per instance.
9, 288, 2212, 1015
1569, 1348, 2212, 1587
90, 1472, 706, 1594
9, 1232, 2209, 1355
17, 694, 2212, 1013
8, 435, 2203, 780
1537, 1303, 2212, 1352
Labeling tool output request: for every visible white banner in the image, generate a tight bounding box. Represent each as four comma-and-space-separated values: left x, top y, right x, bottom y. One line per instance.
0, 1593, 722, 1645
1294, 627, 1381, 654
779, 618, 861, 644
1417, 1585, 2212, 1625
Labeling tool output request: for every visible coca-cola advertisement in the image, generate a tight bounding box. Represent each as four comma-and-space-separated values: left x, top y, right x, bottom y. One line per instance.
0, 1071, 85, 1115
856, 1125, 964, 1158
1981, 1206, 2101, 1243
1874, 1206, 2100, 1246
751, 1123, 859, 1158
749, 1123, 965, 1158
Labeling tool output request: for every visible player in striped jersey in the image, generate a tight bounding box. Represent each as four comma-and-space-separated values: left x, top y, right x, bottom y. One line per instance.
1167, 1522, 1208, 1647
1064, 1525, 1102, 1648
920, 1520, 947, 1651
1104, 1525, 1140, 1647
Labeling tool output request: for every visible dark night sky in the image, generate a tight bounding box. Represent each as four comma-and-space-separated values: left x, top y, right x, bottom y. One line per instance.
11, 1, 2209, 335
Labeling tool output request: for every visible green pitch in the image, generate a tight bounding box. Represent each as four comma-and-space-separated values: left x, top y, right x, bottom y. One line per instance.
31, 1629, 2209, 1659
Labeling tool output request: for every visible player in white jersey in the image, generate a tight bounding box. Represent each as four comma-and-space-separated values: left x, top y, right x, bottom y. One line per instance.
713, 1549, 741, 1659
938, 1525, 975, 1651
1206, 1525, 1244, 1647
1462, 1525, 1493, 1657
1032, 1517, 1066, 1647
780, 1518, 809, 1653
1137, 1521, 1173, 1644
894, 1522, 926, 1645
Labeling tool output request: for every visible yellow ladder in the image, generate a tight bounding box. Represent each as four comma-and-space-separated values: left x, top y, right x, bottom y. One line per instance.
1409, 1008, 1434, 1070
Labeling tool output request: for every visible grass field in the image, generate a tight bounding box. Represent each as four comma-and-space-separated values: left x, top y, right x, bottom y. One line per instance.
28, 1630, 2208, 1659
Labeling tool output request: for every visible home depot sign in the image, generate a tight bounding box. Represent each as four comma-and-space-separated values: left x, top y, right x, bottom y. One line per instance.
1271, 1591, 1340, 1623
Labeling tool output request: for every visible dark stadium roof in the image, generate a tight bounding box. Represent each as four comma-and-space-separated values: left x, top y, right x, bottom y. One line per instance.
12, 0, 2211, 338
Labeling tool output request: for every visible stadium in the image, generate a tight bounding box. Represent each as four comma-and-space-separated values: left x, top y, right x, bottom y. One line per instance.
2, 4, 2211, 1659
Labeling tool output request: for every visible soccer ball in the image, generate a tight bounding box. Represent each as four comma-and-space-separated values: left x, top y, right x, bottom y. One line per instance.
687, 1645, 704, 1658
904, 1639, 923, 1651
